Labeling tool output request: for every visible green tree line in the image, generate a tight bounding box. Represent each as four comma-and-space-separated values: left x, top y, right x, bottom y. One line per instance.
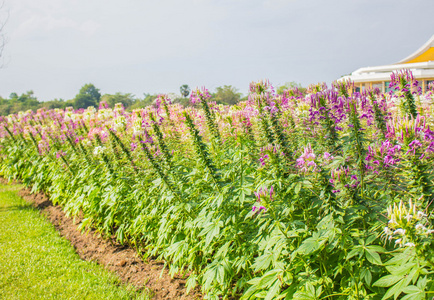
0, 82, 304, 116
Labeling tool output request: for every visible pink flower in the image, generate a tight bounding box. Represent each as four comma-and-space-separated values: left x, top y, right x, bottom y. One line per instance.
190, 87, 211, 104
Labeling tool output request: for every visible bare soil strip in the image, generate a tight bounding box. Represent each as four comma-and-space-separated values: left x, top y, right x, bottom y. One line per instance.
14, 184, 201, 300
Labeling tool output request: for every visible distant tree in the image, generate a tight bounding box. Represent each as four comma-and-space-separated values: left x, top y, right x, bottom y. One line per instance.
214, 85, 242, 105
130, 93, 158, 109
74, 83, 101, 109
41, 98, 68, 110
4, 91, 39, 114
180, 84, 190, 98
100, 93, 135, 109
276, 81, 306, 95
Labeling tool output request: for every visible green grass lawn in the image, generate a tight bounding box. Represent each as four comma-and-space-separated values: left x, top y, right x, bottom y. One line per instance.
0, 183, 151, 300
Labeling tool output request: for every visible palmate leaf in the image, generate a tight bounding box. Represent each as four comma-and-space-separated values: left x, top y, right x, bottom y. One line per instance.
252, 252, 274, 272
378, 265, 421, 300
198, 220, 223, 247
293, 283, 322, 300
242, 269, 283, 300
264, 280, 282, 300
257, 269, 282, 289
295, 232, 327, 255
202, 259, 232, 292
381, 278, 409, 300
401, 277, 428, 300
185, 273, 198, 295
401, 285, 425, 300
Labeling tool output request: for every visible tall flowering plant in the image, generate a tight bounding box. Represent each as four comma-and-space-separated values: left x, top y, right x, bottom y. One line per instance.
389, 69, 419, 118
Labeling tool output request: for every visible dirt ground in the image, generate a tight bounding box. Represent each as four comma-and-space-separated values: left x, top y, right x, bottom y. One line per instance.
7, 181, 201, 300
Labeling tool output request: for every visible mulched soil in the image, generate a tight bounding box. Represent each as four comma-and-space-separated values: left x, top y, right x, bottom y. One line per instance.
3, 179, 201, 299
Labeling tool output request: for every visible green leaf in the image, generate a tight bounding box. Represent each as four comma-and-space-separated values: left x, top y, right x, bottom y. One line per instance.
293, 283, 319, 300
243, 187, 252, 195
366, 234, 377, 245
373, 275, 403, 287
346, 246, 363, 259
216, 194, 224, 207
381, 278, 408, 300
265, 280, 281, 300
361, 268, 372, 286
386, 262, 416, 276
246, 277, 261, 286
365, 248, 382, 265
241, 283, 259, 300
185, 274, 197, 295
296, 232, 326, 255
294, 182, 301, 195
401, 285, 425, 300
252, 252, 273, 272
216, 264, 226, 286
258, 269, 281, 289
203, 266, 217, 291
199, 221, 223, 247
367, 245, 386, 253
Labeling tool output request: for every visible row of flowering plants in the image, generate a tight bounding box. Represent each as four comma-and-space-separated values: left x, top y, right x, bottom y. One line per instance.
0, 71, 433, 299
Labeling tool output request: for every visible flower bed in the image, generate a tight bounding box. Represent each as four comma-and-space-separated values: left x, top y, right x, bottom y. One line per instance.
1, 72, 433, 299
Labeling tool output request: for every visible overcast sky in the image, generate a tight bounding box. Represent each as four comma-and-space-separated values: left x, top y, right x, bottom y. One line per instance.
0, 0, 433, 101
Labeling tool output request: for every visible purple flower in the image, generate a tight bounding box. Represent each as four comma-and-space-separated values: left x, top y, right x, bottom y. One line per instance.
56, 150, 66, 159
190, 87, 211, 104
252, 205, 267, 214
259, 154, 269, 166
408, 139, 422, 149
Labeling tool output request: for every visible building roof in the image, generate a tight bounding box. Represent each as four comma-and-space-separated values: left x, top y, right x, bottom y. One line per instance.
340, 35, 434, 83
398, 34, 434, 64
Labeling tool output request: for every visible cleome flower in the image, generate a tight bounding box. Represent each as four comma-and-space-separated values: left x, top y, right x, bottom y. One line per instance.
251, 186, 275, 215
296, 144, 318, 173
93, 146, 105, 156
384, 199, 432, 248
190, 87, 211, 104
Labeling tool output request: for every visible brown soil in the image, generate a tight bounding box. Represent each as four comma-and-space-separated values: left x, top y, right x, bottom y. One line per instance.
11, 183, 201, 300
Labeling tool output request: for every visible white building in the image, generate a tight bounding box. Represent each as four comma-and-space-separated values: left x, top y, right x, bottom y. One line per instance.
339, 35, 434, 93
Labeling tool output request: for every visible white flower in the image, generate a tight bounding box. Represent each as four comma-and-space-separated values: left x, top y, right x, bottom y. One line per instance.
405, 214, 413, 222
394, 228, 406, 235
395, 238, 402, 245
93, 146, 105, 155
427, 229, 434, 234
384, 227, 392, 235
416, 211, 427, 220
132, 126, 142, 136
415, 224, 426, 231
404, 242, 415, 247
388, 217, 398, 225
